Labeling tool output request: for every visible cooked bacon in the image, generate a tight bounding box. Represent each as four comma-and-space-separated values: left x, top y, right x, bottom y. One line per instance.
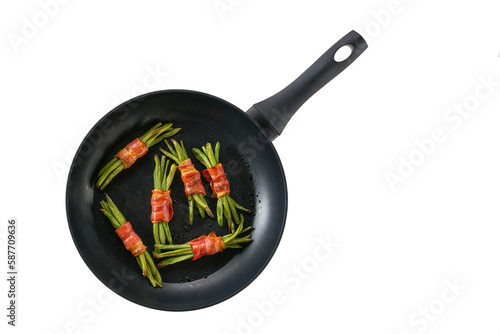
178, 158, 206, 196
187, 232, 225, 260
115, 138, 148, 169
202, 163, 230, 198
151, 189, 173, 223
115, 222, 147, 257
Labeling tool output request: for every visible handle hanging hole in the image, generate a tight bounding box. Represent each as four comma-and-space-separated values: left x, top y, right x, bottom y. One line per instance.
334, 44, 353, 62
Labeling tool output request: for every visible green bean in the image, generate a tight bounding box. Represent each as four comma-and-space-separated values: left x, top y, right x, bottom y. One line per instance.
214, 142, 220, 164
154, 248, 193, 259
216, 198, 223, 227
153, 155, 160, 189
195, 201, 205, 218
239, 226, 252, 234
153, 222, 160, 245
192, 194, 214, 218
228, 195, 251, 213
159, 148, 180, 164
165, 163, 177, 190
158, 221, 166, 245
227, 195, 241, 225
180, 141, 189, 160
225, 244, 243, 249
138, 253, 147, 276
154, 243, 191, 250
205, 143, 217, 166
221, 196, 234, 232
164, 140, 176, 156
157, 254, 194, 268
162, 127, 181, 138
160, 156, 169, 191
188, 196, 194, 225
160, 155, 167, 180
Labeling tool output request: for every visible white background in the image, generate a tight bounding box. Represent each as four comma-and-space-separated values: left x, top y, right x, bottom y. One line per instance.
2, 0, 500, 333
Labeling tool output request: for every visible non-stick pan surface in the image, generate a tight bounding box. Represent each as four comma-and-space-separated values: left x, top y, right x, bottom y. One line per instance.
66, 90, 287, 311
66, 30, 367, 311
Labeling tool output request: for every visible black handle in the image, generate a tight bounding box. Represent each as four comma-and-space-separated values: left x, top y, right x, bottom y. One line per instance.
246, 30, 368, 141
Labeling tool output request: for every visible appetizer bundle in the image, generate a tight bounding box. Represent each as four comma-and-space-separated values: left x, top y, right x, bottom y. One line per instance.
153, 221, 252, 268
100, 194, 162, 287
193, 142, 250, 232
159, 139, 213, 224
151, 155, 177, 245
97, 122, 180, 190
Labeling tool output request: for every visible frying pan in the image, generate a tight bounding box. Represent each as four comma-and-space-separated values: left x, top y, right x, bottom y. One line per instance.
66, 30, 368, 311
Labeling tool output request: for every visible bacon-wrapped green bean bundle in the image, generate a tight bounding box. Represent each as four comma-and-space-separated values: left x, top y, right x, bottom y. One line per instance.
151, 154, 177, 245
192, 142, 250, 232
159, 139, 213, 225
100, 194, 162, 288
153, 222, 252, 268
96, 122, 180, 190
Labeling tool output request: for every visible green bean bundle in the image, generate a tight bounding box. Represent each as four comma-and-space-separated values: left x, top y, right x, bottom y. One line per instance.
100, 194, 162, 287
151, 154, 177, 245
97, 122, 180, 190
192, 142, 251, 232
159, 139, 214, 224
154, 222, 252, 268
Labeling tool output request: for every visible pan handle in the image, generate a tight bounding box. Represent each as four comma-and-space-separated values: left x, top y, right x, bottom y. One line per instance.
246, 30, 368, 141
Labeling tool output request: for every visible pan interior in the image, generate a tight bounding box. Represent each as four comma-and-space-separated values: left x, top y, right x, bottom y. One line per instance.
66, 90, 287, 310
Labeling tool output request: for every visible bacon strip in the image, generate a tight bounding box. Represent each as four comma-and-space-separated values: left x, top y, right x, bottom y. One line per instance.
115, 222, 147, 257
151, 189, 174, 223
178, 158, 206, 196
202, 163, 230, 198
115, 138, 148, 169
187, 232, 225, 260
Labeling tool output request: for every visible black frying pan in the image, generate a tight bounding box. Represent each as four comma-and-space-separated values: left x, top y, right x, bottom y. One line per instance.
66, 30, 368, 311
